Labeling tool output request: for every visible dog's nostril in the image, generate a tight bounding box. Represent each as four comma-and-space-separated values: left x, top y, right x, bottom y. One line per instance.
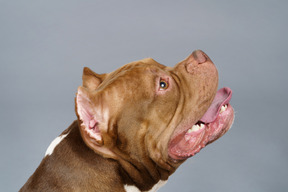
184, 50, 212, 74
192, 50, 207, 64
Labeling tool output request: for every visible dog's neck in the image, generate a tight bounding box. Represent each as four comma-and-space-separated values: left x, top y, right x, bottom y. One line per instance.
66, 120, 170, 191
117, 151, 170, 191
21, 121, 169, 191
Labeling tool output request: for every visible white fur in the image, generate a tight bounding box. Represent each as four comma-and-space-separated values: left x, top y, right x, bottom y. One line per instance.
45, 133, 69, 156
124, 180, 167, 192
124, 185, 141, 192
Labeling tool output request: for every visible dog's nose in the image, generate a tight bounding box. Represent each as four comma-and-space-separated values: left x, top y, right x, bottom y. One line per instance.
185, 50, 210, 73
192, 50, 207, 64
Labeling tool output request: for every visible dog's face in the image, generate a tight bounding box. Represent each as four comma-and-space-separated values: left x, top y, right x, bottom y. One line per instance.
75, 50, 234, 173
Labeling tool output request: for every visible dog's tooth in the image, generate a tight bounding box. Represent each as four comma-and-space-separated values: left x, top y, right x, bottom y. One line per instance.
187, 124, 205, 134
220, 106, 224, 113
220, 105, 227, 113
199, 123, 205, 129
187, 128, 193, 133
193, 125, 199, 131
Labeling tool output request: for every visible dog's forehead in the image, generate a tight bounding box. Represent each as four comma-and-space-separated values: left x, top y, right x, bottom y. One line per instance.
103, 60, 168, 87
116, 58, 167, 74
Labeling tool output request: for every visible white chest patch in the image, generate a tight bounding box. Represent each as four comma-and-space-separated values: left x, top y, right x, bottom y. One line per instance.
124, 180, 167, 192
45, 133, 69, 156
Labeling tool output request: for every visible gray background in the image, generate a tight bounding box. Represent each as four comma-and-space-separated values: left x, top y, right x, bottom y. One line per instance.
1, 0, 287, 191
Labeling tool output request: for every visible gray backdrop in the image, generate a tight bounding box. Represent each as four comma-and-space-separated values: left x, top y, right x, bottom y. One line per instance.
1, 1, 287, 191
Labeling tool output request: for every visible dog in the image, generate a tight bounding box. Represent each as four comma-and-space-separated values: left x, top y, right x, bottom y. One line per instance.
20, 50, 234, 192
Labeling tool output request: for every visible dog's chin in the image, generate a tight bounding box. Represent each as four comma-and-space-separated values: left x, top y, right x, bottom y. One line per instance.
168, 87, 234, 161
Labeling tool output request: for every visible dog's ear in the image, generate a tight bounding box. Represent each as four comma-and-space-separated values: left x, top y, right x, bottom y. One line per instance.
75, 86, 116, 159
82, 67, 107, 91
76, 87, 102, 144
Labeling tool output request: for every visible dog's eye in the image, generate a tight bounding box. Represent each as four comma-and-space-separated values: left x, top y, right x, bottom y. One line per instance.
159, 79, 169, 90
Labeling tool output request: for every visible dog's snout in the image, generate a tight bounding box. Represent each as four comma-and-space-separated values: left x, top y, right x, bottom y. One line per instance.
192, 50, 207, 64
184, 50, 212, 74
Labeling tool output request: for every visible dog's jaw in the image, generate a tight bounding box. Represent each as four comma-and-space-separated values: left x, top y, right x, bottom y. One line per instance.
167, 87, 234, 160
168, 103, 234, 160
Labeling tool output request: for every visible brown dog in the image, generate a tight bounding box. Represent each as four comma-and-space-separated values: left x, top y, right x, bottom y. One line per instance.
20, 50, 234, 192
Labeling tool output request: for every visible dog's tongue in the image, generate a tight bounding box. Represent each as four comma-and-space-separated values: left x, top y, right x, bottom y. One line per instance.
200, 87, 232, 123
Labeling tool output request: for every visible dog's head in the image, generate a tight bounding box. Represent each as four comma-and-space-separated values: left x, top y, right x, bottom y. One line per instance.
75, 50, 234, 178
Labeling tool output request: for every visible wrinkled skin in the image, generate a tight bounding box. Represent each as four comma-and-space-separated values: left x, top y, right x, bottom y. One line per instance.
75, 50, 232, 190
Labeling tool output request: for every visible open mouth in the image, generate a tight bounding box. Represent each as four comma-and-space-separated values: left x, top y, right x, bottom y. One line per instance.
168, 87, 234, 160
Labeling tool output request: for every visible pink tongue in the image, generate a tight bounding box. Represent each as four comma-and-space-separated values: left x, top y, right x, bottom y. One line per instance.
200, 87, 232, 123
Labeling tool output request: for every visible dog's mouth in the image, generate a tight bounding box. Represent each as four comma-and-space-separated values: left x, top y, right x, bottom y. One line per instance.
168, 87, 234, 160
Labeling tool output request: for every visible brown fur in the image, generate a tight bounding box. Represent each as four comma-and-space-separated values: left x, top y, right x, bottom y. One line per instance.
20, 50, 228, 191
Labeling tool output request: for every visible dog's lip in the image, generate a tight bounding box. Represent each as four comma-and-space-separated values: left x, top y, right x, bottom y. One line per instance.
167, 87, 233, 161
